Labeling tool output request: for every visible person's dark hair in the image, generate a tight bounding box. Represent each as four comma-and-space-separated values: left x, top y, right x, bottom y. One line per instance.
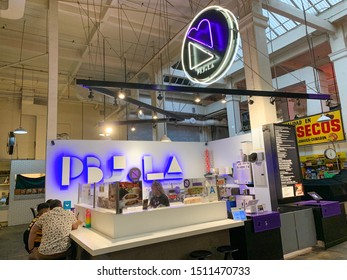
46, 199, 53, 206
37, 202, 50, 212
49, 199, 62, 209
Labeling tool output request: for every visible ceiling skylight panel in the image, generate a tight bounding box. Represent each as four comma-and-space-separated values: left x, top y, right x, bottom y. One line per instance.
266, 29, 279, 41
313, 1, 331, 13
271, 13, 298, 31
279, 0, 297, 7
326, 0, 343, 5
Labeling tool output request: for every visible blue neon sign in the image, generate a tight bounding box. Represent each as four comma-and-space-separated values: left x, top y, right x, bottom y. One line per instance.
59, 154, 183, 188
181, 6, 239, 85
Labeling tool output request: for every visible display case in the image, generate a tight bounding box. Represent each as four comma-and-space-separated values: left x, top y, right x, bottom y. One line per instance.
78, 181, 143, 213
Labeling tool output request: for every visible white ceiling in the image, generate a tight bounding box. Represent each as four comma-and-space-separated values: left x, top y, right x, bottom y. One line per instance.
0, 0, 345, 112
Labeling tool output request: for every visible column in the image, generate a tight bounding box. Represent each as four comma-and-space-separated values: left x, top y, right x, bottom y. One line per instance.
329, 22, 347, 133
224, 78, 242, 136
238, 0, 277, 138
238, 0, 277, 211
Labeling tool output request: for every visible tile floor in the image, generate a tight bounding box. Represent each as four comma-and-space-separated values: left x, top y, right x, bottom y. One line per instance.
0, 223, 347, 260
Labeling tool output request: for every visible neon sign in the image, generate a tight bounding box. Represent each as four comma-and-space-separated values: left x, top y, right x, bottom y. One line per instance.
181, 6, 239, 84
60, 154, 183, 187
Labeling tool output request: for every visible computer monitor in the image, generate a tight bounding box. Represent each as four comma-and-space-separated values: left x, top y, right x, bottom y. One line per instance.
307, 191, 323, 202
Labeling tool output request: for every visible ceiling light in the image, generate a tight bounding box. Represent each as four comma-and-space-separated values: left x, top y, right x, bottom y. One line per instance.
194, 94, 201, 103
131, 125, 136, 132
99, 126, 112, 137
221, 95, 227, 104
13, 127, 27, 135
317, 114, 331, 123
153, 114, 158, 120
160, 134, 172, 142
118, 90, 125, 99
270, 97, 276, 105
137, 107, 144, 119
157, 93, 163, 101
248, 96, 254, 105
88, 88, 94, 99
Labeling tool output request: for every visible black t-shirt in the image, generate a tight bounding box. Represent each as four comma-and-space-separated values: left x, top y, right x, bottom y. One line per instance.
150, 194, 170, 208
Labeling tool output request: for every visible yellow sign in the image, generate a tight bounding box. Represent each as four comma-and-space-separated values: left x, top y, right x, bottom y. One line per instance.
283, 110, 345, 146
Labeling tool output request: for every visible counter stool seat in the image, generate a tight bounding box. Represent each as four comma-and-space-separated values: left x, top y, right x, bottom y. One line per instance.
217, 246, 238, 260
190, 250, 212, 260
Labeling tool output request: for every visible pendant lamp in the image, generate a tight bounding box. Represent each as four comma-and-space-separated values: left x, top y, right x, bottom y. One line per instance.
317, 114, 331, 123
14, 21, 27, 135
14, 67, 27, 135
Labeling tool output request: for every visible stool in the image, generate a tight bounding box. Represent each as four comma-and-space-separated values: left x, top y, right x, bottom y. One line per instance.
217, 246, 238, 260
189, 250, 212, 260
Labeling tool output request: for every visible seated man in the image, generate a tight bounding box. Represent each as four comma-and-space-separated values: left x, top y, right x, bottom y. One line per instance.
28, 199, 82, 260
24, 202, 50, 255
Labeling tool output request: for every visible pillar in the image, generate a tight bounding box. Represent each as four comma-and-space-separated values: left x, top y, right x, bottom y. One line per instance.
329, 22, 347, 134
238, 0, 277, 146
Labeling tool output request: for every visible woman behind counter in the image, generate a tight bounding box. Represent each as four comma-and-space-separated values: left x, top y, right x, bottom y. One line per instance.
149, 181, 170, 208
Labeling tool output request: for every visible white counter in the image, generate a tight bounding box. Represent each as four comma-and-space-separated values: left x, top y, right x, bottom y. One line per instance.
70, 218, 243, 256
75, 201, 232, 239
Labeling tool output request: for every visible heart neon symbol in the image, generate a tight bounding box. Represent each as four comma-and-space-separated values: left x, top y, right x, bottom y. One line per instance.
187, 19, 213, 49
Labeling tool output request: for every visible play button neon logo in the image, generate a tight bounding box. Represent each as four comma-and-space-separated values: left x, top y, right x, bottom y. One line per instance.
188, 42, 214, 70
181, 6, 239, 85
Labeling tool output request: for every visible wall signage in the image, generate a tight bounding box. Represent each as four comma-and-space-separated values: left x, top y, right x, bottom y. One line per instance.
60, 154, 183, 188
283, 109, 345, 146
181, 5, 239, 84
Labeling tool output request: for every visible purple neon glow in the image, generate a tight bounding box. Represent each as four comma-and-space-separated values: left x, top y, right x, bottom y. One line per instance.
187, 19, 213, 49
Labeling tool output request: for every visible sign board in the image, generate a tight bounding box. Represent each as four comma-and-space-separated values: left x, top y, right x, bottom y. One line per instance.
263, 124, 303, 207
181, 6, 239, 84
283, 109, 345, 146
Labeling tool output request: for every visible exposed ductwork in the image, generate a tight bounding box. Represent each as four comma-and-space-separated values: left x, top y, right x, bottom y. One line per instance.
0, 0, 26, 20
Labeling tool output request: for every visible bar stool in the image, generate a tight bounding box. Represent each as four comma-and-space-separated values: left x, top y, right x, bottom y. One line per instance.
189, 250, 212, 260
217, 246, 238, 260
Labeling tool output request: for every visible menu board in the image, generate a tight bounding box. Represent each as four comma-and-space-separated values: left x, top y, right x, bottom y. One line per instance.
263, 123, 303, 206
274, 124, 303, 199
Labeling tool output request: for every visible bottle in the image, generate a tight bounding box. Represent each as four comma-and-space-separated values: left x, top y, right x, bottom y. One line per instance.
85, 209, 91, 228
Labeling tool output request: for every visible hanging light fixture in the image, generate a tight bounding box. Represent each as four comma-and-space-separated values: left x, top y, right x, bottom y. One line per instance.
317, 114, 331, 123
14, 66, 27, 135
160, 134, 171, 142
118, 89, 125, 99
137, 107, 144, 119
270, 96, 276, 105
194, 94, 201, 103
160, 118, 171, 142
248, 96, 254, 105
99, 125, 112, 137
131, 125, 136, 132
14, 21, 27, 135
221, 94, 227, 104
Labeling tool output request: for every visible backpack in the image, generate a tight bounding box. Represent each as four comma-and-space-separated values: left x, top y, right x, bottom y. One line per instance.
23, 229, 30, 253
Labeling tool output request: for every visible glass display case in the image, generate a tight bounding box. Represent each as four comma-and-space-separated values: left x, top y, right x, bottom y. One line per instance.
78, 181, 143, 213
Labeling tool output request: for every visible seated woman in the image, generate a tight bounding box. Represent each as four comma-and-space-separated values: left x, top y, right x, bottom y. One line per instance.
149, 181, 170, 208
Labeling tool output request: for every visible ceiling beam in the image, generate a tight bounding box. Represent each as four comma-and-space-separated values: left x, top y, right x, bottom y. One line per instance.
261, 0, 336, 34
77, 79, 332, 100
88, 86, 185, 121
